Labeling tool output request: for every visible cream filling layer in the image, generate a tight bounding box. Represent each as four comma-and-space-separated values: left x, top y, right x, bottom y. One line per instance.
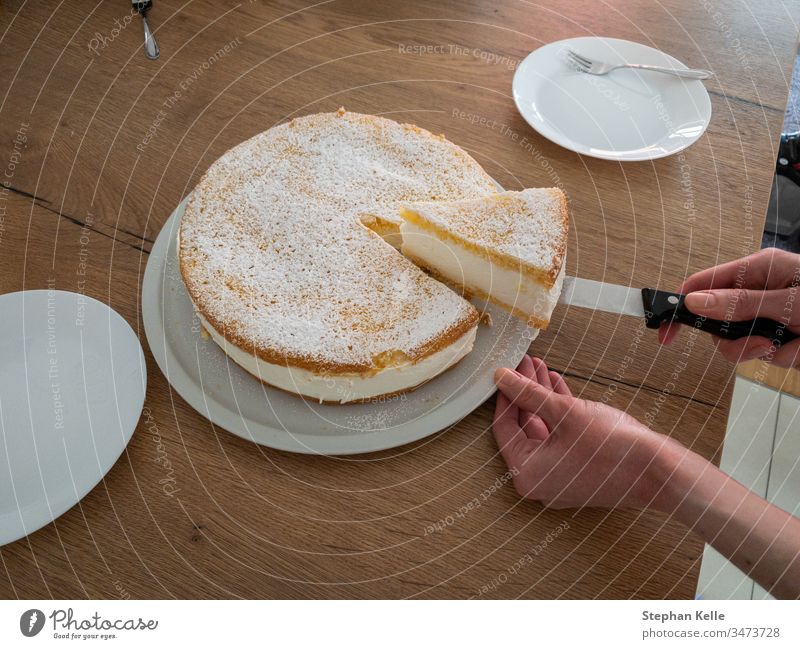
399, 220, 565, 324
194, 310, 477, 404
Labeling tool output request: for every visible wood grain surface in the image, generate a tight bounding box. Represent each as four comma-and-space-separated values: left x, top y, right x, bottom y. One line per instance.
0, 0, 798, 599
738, 360, 800, 398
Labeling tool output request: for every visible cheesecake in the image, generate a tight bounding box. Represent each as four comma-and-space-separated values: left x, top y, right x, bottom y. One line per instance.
399, 189, 569, 329
178, 109, 498, 403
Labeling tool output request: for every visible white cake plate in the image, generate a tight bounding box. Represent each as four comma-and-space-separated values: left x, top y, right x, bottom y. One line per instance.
142, 198, 535, 455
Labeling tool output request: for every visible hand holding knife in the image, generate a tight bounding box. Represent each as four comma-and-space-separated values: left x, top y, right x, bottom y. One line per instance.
560, 276, 798, 344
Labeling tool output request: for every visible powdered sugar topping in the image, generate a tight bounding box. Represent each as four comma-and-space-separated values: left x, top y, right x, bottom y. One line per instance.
179, 110, 497, 371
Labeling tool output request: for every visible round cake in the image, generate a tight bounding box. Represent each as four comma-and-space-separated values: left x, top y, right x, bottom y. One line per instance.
178, 109, 497, 403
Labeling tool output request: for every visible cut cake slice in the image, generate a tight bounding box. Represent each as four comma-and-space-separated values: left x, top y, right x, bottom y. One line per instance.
399, 188, 569, 329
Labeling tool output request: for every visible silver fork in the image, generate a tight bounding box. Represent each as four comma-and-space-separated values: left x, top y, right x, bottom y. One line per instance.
566, 48, 713, 80
133, 1, 160, 60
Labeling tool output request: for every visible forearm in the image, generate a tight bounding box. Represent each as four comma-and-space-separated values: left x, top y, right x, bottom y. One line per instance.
655, 446, 800, 599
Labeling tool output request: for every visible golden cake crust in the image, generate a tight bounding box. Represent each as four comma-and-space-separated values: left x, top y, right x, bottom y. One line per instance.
179, 110, 496, 375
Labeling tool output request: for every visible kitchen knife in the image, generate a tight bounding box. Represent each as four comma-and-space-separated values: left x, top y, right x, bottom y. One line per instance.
560, 276, 798, 343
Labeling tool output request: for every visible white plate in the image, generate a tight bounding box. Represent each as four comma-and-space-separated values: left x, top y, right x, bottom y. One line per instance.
142, 198, 535, 456
0, 290, 146, 546
512, 37, 712, 161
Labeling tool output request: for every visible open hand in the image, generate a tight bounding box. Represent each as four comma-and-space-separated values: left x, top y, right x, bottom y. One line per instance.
492, 356, 682, 510
659, 248, 800, 367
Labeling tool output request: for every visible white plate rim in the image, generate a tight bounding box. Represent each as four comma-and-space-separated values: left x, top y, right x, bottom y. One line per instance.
512, 36, 712, 161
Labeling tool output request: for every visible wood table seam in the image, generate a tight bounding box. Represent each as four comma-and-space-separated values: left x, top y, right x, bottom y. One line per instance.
6, 185, 151, 255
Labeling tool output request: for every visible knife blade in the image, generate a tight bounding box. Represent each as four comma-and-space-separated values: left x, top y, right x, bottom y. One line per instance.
560, 276, 644, 318
559, 276, 798, 343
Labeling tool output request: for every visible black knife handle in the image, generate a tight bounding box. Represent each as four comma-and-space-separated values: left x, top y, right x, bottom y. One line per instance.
641, 288, 798, 343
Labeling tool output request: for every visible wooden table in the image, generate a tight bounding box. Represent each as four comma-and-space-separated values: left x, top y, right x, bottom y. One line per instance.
1, 0, 797, 599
